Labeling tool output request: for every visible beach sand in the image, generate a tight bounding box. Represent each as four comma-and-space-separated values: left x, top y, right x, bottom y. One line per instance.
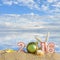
0, 50, 60, 60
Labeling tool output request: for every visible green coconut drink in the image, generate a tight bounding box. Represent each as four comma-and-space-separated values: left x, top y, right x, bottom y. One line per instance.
27, 42, 38, 54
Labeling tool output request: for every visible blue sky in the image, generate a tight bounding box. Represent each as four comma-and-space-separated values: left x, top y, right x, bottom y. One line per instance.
0, 0, 60, 52
0, 0, 60, 15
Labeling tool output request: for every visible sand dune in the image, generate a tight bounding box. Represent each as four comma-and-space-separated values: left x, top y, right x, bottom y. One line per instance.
0, 50, 60, 60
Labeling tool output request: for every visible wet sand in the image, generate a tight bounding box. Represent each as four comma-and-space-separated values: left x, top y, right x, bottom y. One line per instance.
0, 50, 60, 60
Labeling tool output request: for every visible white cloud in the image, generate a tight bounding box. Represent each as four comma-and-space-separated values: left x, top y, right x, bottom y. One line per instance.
46, 0, 60, 13
40, 0, 60, 13
1, 0, 60, 13
47, 0, 54, 3
17, 0, 40, 10
52, 2, 60, 8
0, 34, 13, 40
0, 34, 18, 45
2, 0, 18, 5
0, 14, 60, 31
13, 1, 18, 4
41, 5, 48, 11
0, 31, 60, 47
5, 22, 13, 26
1, 0, 40, 10
2, 0, 13, 5
55, 45, 59, 48
47, 0, 57, 3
